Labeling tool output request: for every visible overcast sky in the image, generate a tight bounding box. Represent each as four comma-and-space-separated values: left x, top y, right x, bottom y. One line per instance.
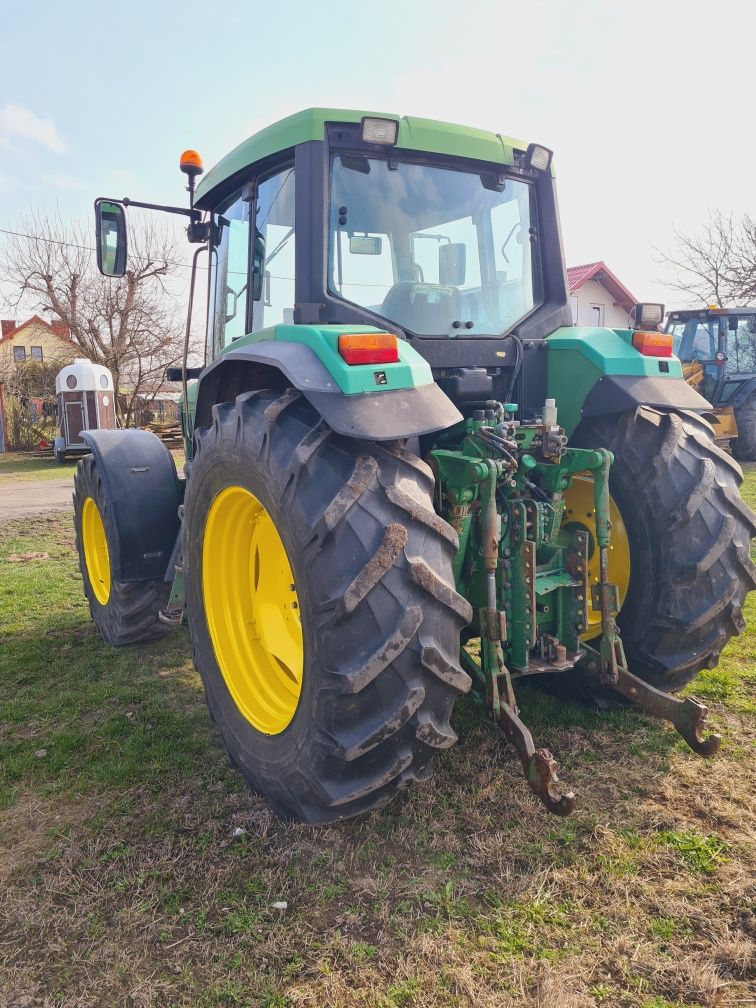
0, 0, 750, 313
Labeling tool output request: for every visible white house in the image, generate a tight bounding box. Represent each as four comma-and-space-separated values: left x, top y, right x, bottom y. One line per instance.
567, 261, 637, 328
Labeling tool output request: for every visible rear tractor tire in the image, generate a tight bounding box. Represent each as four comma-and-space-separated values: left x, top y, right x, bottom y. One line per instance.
732, 394, 756, 462
74, 455, 172, 645
573, 407, 756, 692
182, 389, 473, 824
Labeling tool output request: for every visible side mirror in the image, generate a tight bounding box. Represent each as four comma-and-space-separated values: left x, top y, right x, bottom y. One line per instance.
95, 199, 128, 277
439, 242, 466, 286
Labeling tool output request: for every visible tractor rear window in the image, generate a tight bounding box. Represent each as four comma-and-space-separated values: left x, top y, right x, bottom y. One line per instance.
328, 156, 541, 337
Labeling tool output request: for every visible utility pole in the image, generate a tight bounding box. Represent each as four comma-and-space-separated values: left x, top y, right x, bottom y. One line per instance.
0, 381, 6, 452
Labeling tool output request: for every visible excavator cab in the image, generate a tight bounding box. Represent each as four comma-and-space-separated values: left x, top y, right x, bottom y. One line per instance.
666, 307, 756, 458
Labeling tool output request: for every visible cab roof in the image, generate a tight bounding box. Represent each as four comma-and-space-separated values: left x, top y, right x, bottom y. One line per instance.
669, 307, 756, 318
194, 107, 526, 207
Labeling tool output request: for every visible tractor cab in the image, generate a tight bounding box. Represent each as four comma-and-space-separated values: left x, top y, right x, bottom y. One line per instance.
666, 307, 756, 457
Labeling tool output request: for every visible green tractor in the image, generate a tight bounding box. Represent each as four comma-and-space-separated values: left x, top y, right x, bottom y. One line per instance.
79, 109, 755, 822
665, 307, 756, 459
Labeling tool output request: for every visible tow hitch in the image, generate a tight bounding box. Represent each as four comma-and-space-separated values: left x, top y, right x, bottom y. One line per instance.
440, 406, 721, 817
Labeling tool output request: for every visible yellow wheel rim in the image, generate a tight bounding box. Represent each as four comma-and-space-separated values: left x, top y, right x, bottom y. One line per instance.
81, 496, 111, 605
202, 485, 303, 735
562, 474, 631, 641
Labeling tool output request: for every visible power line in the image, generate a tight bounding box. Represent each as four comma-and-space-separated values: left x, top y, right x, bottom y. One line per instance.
0, 227, 209, 272
0, 227, 290, 281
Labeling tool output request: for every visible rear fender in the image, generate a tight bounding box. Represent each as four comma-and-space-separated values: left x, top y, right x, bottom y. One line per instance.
193, 341, 462, 440
81, 429, 181, 582
547, 326, 710, 434
580, 374, 710, 420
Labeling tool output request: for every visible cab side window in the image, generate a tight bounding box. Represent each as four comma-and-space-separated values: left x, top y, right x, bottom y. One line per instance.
208, 191, 251, 358
668, 322, 686, 355
727, 318, 756, 374
250, 167, 296, 332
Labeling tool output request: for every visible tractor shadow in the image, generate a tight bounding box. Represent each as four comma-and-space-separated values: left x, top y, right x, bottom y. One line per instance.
2, 598, 684, 838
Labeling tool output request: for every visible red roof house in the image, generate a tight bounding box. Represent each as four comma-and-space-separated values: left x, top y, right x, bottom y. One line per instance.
0, 315, 77, 366
566, 261, 637, 327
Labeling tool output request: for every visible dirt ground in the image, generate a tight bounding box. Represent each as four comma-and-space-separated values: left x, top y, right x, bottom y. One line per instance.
0, 470, 753, 1008
0, 477, 73, 521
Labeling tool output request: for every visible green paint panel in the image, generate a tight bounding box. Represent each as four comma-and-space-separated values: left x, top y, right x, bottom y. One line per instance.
195, 108, 526, 206
546, 326, 685, 435
221, 324, 432, 395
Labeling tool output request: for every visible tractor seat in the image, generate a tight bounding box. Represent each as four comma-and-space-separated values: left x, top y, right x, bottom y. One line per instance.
381, 282, 461, 335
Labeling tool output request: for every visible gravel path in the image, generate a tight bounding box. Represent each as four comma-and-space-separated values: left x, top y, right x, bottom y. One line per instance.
0, 477, 74, 522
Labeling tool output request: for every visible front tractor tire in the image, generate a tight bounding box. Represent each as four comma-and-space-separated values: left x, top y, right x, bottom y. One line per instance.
183, 389, 473, 824
575, 407, 756, 691
73, 456, 172, 645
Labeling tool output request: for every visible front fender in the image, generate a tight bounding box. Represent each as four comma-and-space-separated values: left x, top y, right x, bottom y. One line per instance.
81, 429, 181, 582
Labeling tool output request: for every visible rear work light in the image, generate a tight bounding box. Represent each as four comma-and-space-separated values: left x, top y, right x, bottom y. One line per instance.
632, 331, 674, 357
361, 117, 399, 145
630, 302, 665, 329
338, 332, 399, 365
524, 142, 553, 172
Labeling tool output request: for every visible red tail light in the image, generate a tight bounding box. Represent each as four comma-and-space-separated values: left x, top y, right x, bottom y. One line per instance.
338, 332, 399, 365
632, 331, 673, 357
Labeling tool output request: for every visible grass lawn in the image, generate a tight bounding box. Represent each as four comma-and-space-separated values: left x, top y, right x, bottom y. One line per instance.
0, 452, 75, 481
0, 448, 186, 482
0, 470, 753, 1007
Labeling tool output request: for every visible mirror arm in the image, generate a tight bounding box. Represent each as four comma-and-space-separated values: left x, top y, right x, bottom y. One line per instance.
121, 196, 195, 217
113, 197, 209, 243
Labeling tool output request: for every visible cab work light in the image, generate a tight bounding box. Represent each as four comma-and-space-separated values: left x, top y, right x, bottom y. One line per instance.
524, 143, 553, 171
630, 302, 665, 329
632, 331, 674, 357
338, 332, 399, 365
361, 117, 398, 145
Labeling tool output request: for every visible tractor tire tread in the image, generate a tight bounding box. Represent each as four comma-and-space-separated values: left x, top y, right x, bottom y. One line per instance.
574, 405, 755, 691
183, 389, 471, 824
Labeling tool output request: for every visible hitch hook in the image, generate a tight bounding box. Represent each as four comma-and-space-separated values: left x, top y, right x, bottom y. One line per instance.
583, 651, 721, 757
671, 697, 722, 757
584, 452, 719, 755
616, 667, 721, 756
497, 696, 576, 817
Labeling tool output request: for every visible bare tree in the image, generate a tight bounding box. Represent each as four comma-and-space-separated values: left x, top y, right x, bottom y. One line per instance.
0, 358, 64, 450
0, 350, 69, 400
659, 211, 756, 307
0, 209, 186, 425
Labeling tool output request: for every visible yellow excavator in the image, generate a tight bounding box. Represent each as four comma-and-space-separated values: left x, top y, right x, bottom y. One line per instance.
666, 306, 756, 459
